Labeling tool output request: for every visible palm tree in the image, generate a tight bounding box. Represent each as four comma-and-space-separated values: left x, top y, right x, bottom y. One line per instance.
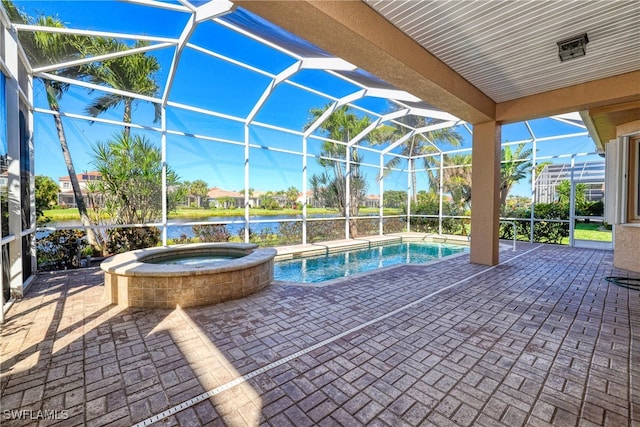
555, 180, 592, 214
385, 116, 463, 202
285, 186, 299, 208
442, 153, 473, 210
437, 153, 473, 235
188, 179, 209, 207
83, 39, 161, 137
500, 143, 533, 213
309, 174, 325, 208
306, 105, 386, 237
3, 1, 101, 248
90, 131, 181, 252
91, 132, 181, 224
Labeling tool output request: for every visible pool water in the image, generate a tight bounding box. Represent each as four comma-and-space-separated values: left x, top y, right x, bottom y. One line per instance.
274, 242, 468, 283
149, 255, 239, 266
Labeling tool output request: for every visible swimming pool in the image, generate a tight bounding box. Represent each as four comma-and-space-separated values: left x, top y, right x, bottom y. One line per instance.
274, 241, 468, 283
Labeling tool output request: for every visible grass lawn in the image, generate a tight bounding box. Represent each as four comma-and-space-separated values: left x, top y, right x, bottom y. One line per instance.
41, 207, 403, 222
562, 221, 612, 244
41, 208, 83, 221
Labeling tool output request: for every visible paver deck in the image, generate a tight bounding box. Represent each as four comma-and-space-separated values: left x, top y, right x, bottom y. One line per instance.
1, 242, 639, 426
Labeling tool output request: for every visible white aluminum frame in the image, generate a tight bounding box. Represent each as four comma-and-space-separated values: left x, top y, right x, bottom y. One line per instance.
0, 0, 603, 295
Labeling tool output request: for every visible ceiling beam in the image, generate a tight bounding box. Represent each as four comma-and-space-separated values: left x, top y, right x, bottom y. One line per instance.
496, 71, 640, 124
234, 0, 495, 124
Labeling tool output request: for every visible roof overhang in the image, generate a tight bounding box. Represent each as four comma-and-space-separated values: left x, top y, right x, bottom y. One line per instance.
236, 0, 640, 144
580, 101, 640, 151
496, 71, 640, 124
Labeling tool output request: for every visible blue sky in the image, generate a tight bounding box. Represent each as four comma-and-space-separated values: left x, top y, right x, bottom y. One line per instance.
16, 0, 599, 197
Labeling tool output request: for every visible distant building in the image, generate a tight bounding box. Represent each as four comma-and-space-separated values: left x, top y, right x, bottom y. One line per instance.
362, 194, 380, 208
297, 190, 320, 208
205, 188, 380, 209
207, 187, 260, 208
534, 161, 605, 203
58, 171, 102, 208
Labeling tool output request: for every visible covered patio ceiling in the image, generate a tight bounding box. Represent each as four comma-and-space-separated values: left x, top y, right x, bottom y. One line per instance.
238, 0, 640, 146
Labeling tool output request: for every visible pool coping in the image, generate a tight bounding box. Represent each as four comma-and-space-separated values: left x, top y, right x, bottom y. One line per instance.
273, 232, 470, 262
101, 242, 276, 277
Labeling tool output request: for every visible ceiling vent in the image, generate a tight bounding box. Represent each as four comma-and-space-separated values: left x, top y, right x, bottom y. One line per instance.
557, 33, 589, 62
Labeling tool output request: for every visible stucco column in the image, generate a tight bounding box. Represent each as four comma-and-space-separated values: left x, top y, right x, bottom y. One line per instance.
470, 121, 501, 265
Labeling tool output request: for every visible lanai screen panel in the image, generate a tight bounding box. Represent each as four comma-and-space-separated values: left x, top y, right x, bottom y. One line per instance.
4, 0, 596, 250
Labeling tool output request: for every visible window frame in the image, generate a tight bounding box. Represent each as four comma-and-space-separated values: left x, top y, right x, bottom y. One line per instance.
629, 137, 640, 222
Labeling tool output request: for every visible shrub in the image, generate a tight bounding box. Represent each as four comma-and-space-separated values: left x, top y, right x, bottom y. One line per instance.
262, 200, 281, 210
171, 234, 191, 244
408, 198, 469, 236
584, 200, 604, 217
238, 226, 282, 246
106, 227, 160, 254
354, 217, 379, 236
499, 202, 569, 244
192, 224, 230, 242
171, 224, 231, 244
278, 221, 302, 245
36, 229, 87, 271
308, 219, 344, 242
383, 217, 406, 234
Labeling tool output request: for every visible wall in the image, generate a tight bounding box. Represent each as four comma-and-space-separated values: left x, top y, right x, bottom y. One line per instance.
614, 225, 640, 272
613, 120, 640, 273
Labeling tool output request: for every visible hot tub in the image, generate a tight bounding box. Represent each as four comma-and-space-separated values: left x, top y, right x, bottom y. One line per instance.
101, 243, 276, 308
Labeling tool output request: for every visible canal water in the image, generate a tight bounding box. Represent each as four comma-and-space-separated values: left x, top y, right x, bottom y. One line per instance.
43, 214, 341, 239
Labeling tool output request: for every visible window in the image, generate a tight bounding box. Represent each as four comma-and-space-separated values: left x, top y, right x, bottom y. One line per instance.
604, 134, 640, 225
629, 137, 640, 222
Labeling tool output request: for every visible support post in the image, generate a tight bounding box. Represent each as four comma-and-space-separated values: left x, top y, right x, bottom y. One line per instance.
470, 121, 501, 265
526, 122, 537, 243
244, 124, 250, 243
406, 158, 412, 232
161, 107, 167, 245
345, 146, 351, 239
379, 154, 384, 235
569, 155, 576, 247
302, 136, 308, 244
438, 152, 444, 235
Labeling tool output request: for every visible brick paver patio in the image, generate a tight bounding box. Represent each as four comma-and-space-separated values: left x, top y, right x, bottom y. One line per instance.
1, 242, 638, 426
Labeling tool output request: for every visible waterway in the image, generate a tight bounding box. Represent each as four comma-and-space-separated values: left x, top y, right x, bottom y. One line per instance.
43, 214, 343, 239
